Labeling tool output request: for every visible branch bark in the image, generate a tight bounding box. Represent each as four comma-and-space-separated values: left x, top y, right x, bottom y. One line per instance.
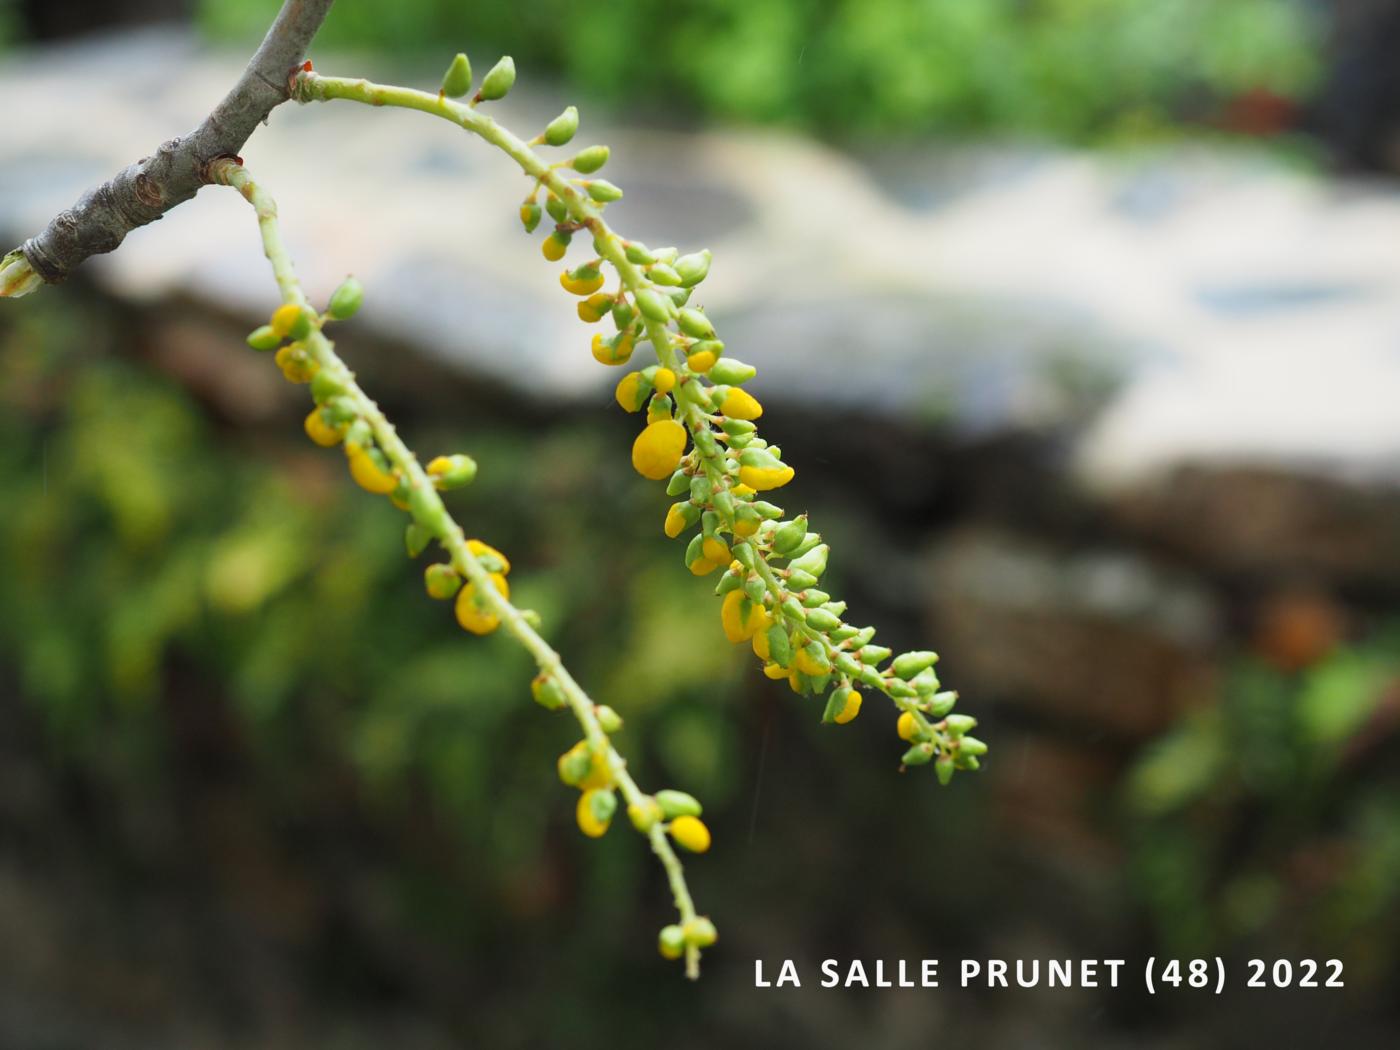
18, 0, 335, 285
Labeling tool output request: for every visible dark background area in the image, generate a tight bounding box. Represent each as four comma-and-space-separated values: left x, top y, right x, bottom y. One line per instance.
4, 2, 1400, 1047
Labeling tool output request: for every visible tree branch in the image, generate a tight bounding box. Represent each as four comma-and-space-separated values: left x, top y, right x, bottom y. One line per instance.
16, 0, 335, 285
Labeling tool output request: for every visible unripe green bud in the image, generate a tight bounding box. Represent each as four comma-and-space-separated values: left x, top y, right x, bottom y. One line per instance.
821, 686, 852, 724
558, 745, 593, 786
893, 650, 939, 679
715, 566, 744, 596
721, 418, 756, 438
405, 522, 432, 558
531, 673, 567, 711
834, 652, 862, 677
407, 485, 450, 538
689, 475, 712, 504
800, 589, 830, 608
830, 625, 859, 642
909, 667, 940, 696
958, 736, 988, 757
545, 194, 568, 224
424, 562, 461, 600
635, 288, 671, 322
659, 924, 686, 959
780, 596, 806, 622
441, 52, 473, 98
675, 249, 711, 287
479, 55, 515, 100
246, 324, 280, 351
788, 532, 823, 558
903, 743, 935, 766
624, 241, 654, 265
587, 179, 623, 203
655, 789, 702, 818
327, 275, 363, 319
944, 713, 977, 736
805, 607, 841, 632
310, 370, 346, 404
571, 145, 610, 174
710, 358, 756, 386
927, 691, 959, 718
935, 757, 955, 786
772, 515, 808, 555
611, 299, 636, 330
786, 569, 818, 591
595, 705, 623, 733
427, 453, 478, 490
789, 544, 829, 579
765, 624, 793, 666
589, 787, 618, 824
683, 917, 718, 948
544, 105, 579, 146
520, 201, 542, 232
665, 469, 691, 497
677, 308, 715, 339
743, 575, 766, 603
860, 644, 892, 665
646, 262, 680, 286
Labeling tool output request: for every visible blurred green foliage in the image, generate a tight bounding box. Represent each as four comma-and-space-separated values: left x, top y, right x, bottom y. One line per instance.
199, 0, 1320, 140
1125, 636, 1400, 982
0, 292, 756, 959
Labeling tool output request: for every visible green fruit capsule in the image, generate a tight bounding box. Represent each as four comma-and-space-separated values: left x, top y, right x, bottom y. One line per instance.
927, 691, 959, 718
571, 145, 610, 174
675, 249, 711, 287
659, 924, 686, 959
765, 624, 792, 666
805, 608, 841, 632
709, 358, 756, 385
544, 105, 579, 146
587, 179, 623, 203
424, 563, 461, 600
405, 523, 432, 558
595, 705, 623, 732
531, 673, 567, 711
624, 241, 654, 265
635, 288, 671, 322
677, 308, 715, 339
772, 515, 807, 555
935, 757, 955, 786
246, 324, 280, 351
327, 275, 363, 320
441, 53, 472, 98
944, 713, 976, 736
789, 544, 829, 580
648, 263, 681, 286
903, 743, 935, 766
655, 790, 702, 818
545, 194, 568, 224
479, 56, 515, 100
892, 650, 939, 679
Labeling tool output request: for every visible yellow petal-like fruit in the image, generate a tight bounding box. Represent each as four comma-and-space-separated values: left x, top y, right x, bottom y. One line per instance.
632, 419, 687, 480
669, 814, 711, 853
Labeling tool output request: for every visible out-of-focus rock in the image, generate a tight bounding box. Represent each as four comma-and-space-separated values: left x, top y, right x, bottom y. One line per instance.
925, 530, 1220, 737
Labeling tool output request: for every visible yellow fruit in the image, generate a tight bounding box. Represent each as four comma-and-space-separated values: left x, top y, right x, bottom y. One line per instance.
542, 232, 569, 261
631, 419, 687, 480
653, 367, 676, 394
664, 503, 689, 539
834, 689, 863, 724
734, 518, 759, 538
794, 645, 829, 677
270, 302, 305, 338
579, 749, 613, 790
578, 293, 611, 323
467, 539, 511, 574
669, 814, 711, 853
702, 536, 729, 563
738, 463, 795, 491
304, 408, 342, 447
720, 388, 763, 421
687, 349, 717, 373
688, 557, 719, 576
897, 711, 917, 741
560, 267, 605, 296
577, 790, 611, 838
720, 589, 767, 644
454, 572, 509, 634
752, 627, 770, 661
348, 447, 398, 494
592, 331, 635, 366
614, 371, 646, 412
762, 662, 789, 680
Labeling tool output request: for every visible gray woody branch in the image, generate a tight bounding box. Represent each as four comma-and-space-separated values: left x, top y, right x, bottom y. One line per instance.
19, 0, 335, 284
